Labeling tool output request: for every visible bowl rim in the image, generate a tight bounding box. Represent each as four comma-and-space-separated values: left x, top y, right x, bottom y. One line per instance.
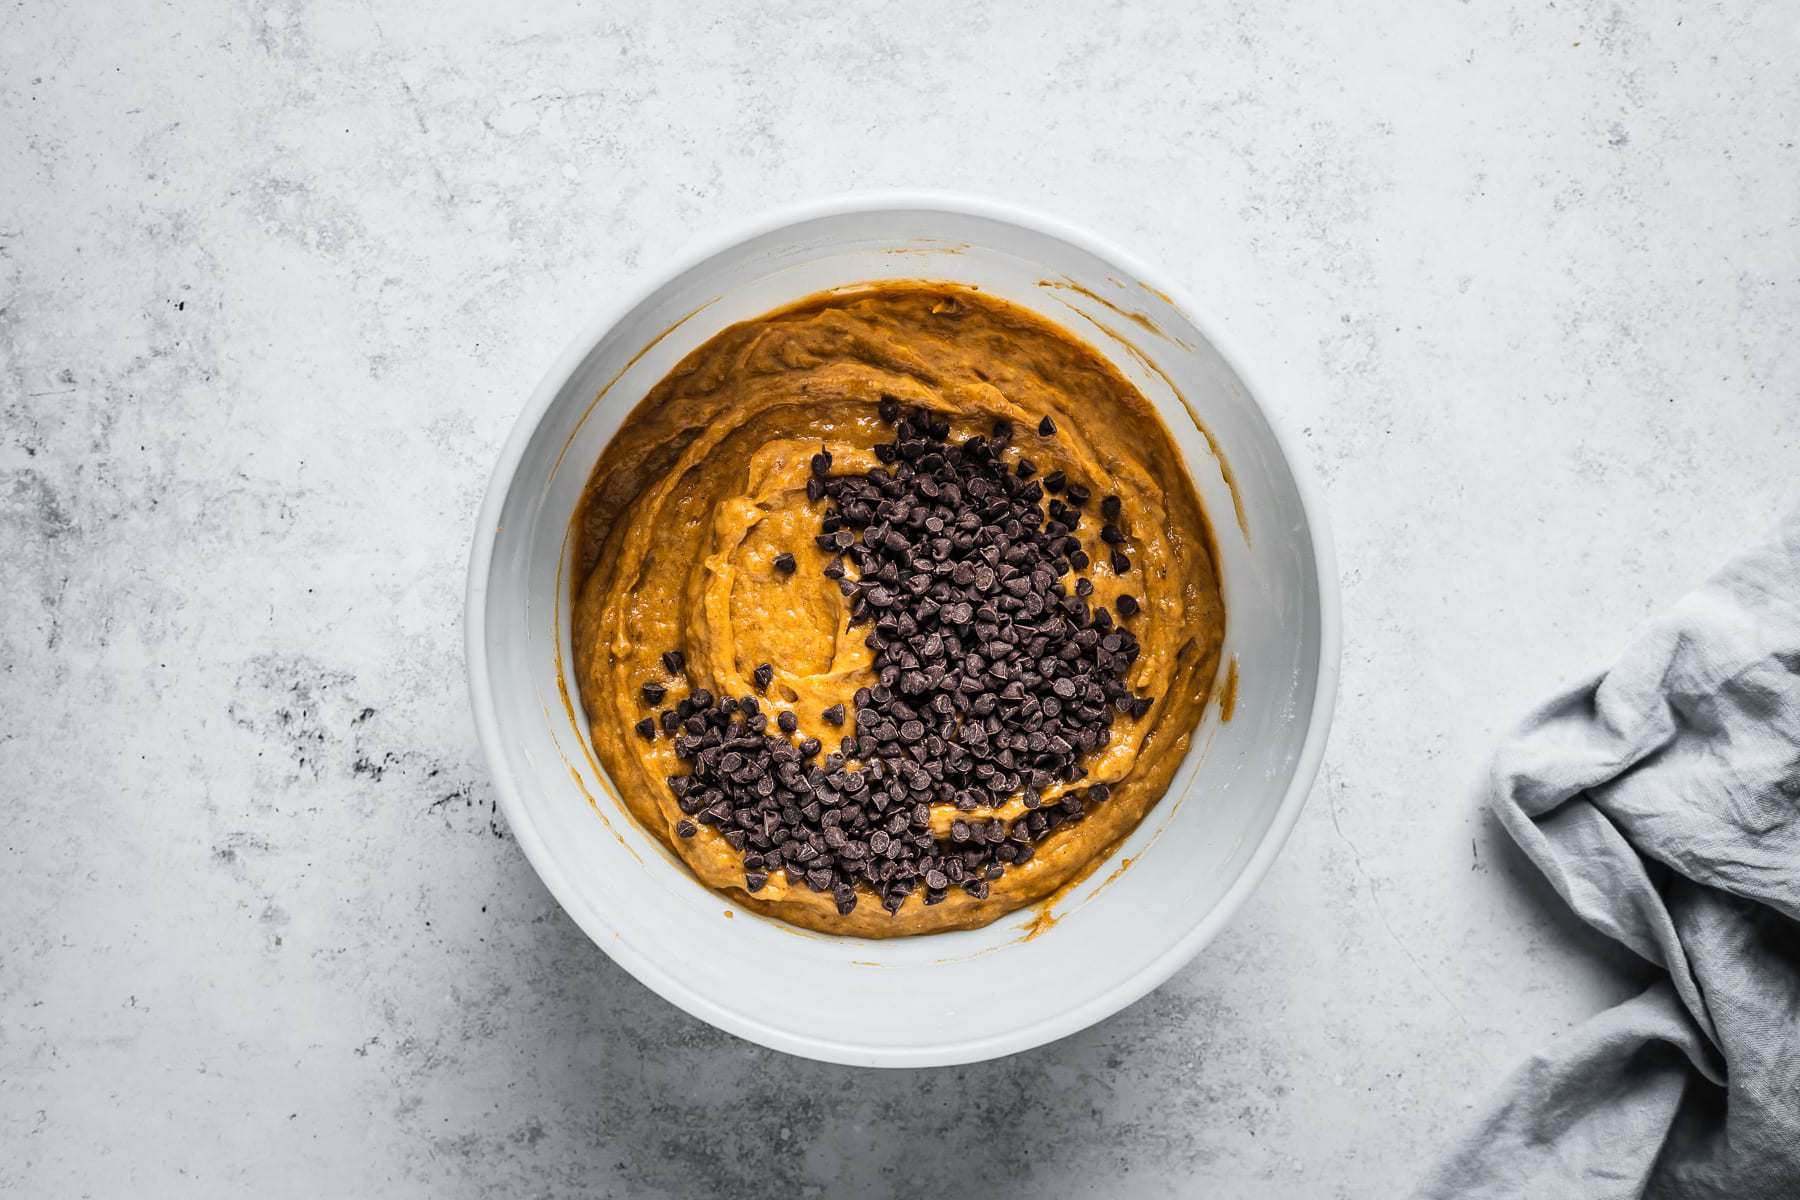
465, 190, 1342, 1067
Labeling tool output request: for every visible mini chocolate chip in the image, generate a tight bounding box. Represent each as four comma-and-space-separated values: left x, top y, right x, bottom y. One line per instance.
661, 649, 686, 674
745, 872, 768, 892
634, 718, 656, 741
878, 396, 901, 424
773, 552, 797, 574
1111, 549, 1131, 574
652, 396, 1165, 922
1117, 594, 1139, 617
752, 664, 773, 692
676, 819, 697, 838
777, 710, 798, 734
1037, 415, 1056, 436
641, 681, 666, 705
811, 449, 833, 476
1101, 494, 1122, 521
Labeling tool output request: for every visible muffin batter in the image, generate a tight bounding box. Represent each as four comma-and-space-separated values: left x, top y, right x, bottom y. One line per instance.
571, 283, 1225, 936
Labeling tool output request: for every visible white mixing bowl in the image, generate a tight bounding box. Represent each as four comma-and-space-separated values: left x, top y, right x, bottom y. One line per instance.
466, 194, 1338, 1067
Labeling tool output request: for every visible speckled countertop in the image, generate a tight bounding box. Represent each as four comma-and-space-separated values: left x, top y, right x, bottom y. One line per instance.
4, 3, 1797, 1196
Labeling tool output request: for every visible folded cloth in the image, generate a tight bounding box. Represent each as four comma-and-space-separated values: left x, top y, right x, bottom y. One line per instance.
1417, 509, 1800, 1199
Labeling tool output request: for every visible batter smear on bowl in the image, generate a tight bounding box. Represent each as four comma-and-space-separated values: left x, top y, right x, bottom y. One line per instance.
571, 282, 1225, 936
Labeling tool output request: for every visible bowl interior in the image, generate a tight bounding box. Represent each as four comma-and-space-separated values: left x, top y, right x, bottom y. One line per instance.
473, 203, 1329, 1066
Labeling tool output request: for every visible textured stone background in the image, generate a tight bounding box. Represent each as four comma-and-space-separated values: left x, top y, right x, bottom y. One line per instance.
4, 2, 1798, 1196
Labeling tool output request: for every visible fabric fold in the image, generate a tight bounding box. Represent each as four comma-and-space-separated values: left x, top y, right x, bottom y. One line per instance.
1417, 510, 1800, 1199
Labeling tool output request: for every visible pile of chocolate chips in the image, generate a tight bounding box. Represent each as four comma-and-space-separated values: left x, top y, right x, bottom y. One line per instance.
637, 400, 1152, 917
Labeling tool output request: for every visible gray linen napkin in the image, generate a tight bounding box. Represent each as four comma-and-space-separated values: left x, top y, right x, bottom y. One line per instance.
1417, 509, 1800, 1199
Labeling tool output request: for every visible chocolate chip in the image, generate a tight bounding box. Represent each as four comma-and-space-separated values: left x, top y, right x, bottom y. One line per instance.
676, 819, 697, 838
1117, 594, 1139, 617
634, 718, 656, 741
1037, 415, 1056, 436
1101, 494, 1121, 521
661, 649, 686, 674
641, 681, 666, 706
878, 395, 901, 424
773, 552, 797, 574
652, 400, 1154, 920
745, 872, 768, 892
811, 449, 833, 476
1111, 549, 1131, 574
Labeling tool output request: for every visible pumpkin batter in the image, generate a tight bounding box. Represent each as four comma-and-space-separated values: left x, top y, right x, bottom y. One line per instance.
571, 283, 1225, 936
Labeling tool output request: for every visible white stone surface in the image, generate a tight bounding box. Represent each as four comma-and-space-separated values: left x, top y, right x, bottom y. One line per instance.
3, 2, 1797, 1195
